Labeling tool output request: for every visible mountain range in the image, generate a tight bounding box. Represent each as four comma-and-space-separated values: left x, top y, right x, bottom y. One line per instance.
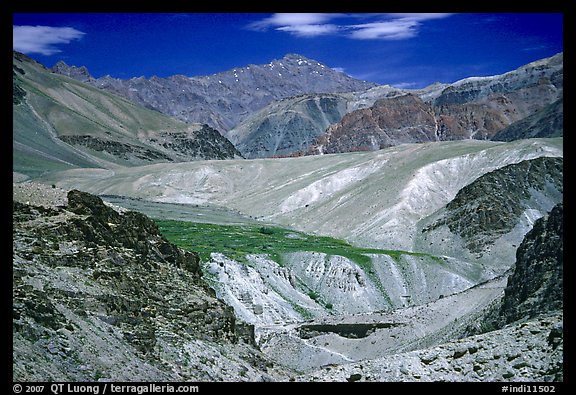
52, 52, 563, 160
306, 53, 562, 156
13, 49, 563, 382
52, 53, 377, 133
237, 53, 563, 158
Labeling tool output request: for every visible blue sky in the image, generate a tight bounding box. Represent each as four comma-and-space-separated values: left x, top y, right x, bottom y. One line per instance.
12, 13, 563, 89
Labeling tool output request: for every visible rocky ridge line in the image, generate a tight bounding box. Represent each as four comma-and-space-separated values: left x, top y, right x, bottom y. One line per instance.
51, 53, 377, 132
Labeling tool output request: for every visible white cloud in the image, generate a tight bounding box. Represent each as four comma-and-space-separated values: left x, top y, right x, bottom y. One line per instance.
248, 13, 454, 40
13, 25, 85, 55
248, 13, 334, 31
348, 20, 420, 40
261, 13, 335, 26
331, 66, 346, 73
277, 24, 338, 37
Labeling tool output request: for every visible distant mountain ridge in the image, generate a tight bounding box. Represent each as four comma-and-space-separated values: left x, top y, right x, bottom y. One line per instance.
13, 51, 242, 180
228, 53, 562, 158
51, 54, 377, 132
50, 52, 562, 160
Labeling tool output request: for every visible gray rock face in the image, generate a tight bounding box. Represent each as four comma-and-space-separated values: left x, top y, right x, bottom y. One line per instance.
227, 94, 350, 158
13, 187, 287, 381
500, 203, 563, 324
52, 54, 377, 132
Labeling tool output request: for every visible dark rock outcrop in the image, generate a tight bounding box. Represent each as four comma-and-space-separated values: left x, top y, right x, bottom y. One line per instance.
299, 322, 403, 339
462, 203, 564, 379
500, 203, 563, 324
58, 135, 174, 162
13, 64, 27, 105
422, 157, 563, 255
147, 124, 243, 160
13, 189, 280, 381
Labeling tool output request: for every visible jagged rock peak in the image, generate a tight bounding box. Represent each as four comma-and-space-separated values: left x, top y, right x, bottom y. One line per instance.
276, 53, 327, 66
51, 60, 95, 83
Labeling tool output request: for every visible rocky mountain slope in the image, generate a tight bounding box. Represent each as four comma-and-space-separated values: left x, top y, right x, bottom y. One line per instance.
308, 93, 439, 155
499, 203, 563, 325
13, 184, 290, 381
52, 53, 377, 133
226, 85, 407, 158
417, 156, 563, 265
303, 53, 562, 155
491, 98, 563, 142
13, 51, 241, 180
226, 93, 351, 159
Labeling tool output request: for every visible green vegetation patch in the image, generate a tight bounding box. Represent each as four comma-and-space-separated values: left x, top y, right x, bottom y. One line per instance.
154, 219, 442, 267
154, 219, 447, 310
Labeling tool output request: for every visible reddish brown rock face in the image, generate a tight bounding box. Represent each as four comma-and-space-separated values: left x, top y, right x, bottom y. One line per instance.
304, 54, 562, 156
308, 81, 560, 155
313, 94, 438, 154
